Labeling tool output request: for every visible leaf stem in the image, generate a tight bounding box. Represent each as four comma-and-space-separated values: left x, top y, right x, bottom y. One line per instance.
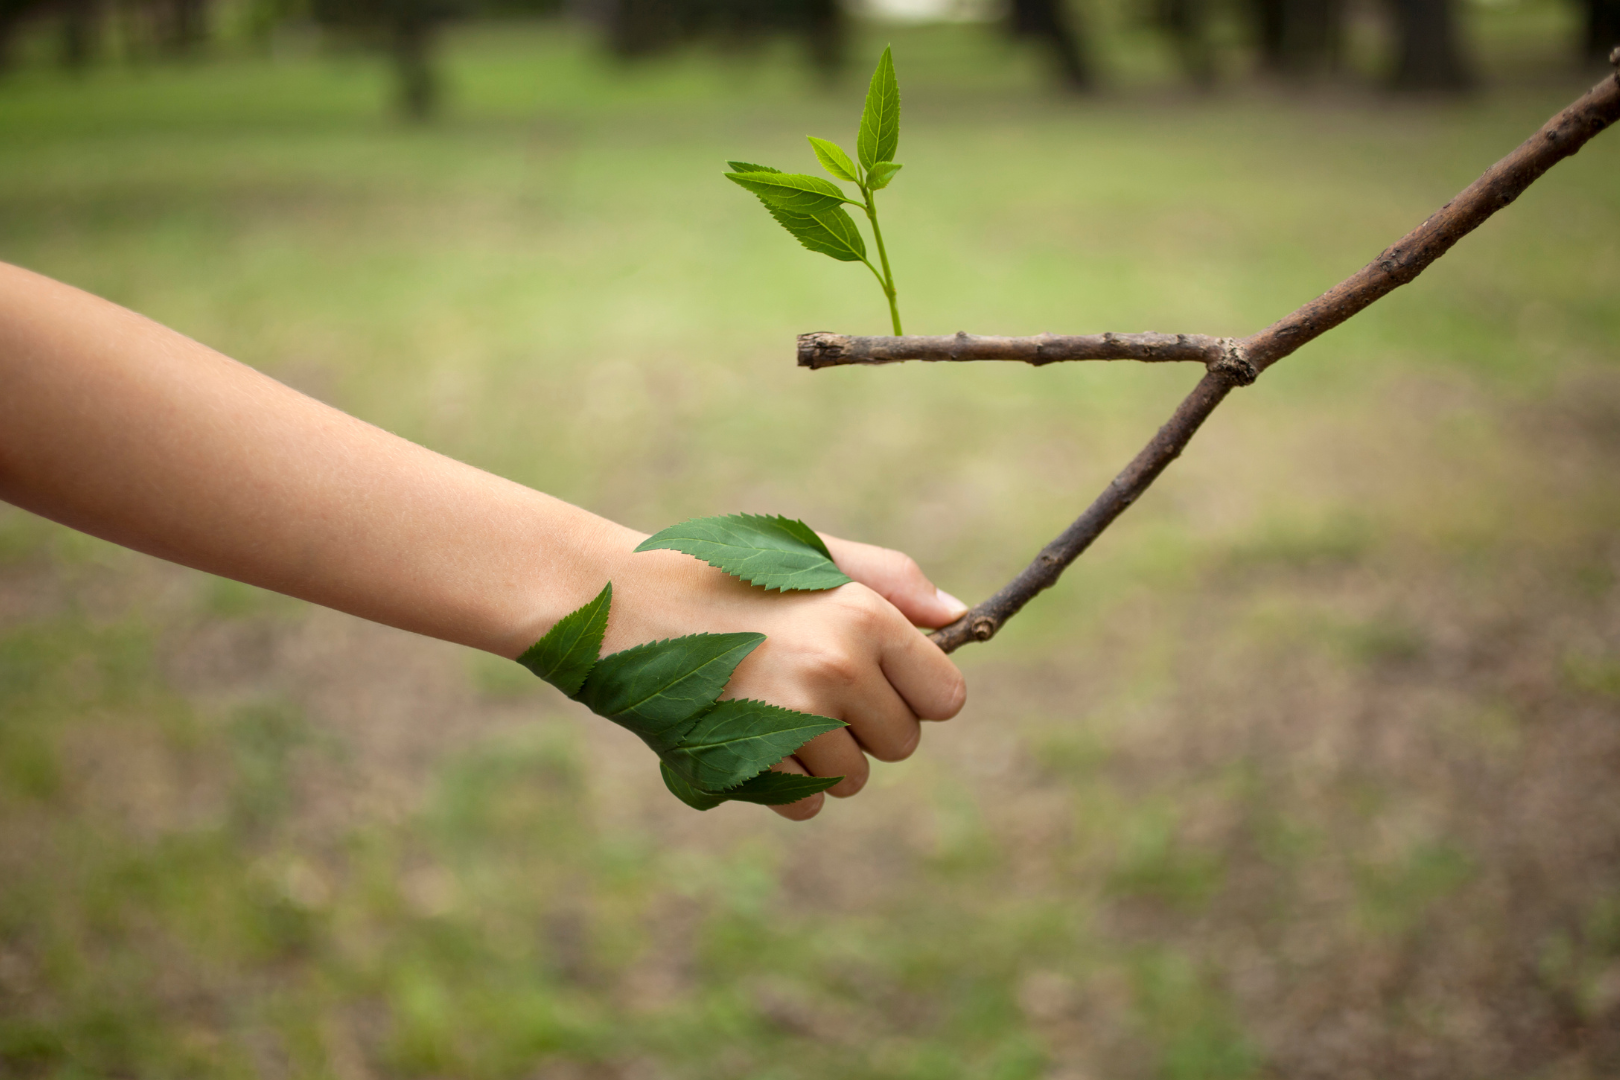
860, 184, 902, 335
859, 256, 889, 294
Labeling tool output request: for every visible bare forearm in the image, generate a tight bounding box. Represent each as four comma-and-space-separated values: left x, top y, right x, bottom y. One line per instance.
0, 261, 627, 657
0, 262, 970, 819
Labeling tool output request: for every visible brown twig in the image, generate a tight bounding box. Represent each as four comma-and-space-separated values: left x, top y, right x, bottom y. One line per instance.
797, 331, 1235, 369
803, 64, 1620, 654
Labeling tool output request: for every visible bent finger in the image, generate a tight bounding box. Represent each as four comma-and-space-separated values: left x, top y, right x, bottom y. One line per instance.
792, 726, 870, 798
878, 613, 968, 722
767, 756, 824, 821
834, 665, 923, 763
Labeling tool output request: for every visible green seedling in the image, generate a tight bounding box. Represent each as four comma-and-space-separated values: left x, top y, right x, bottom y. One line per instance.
726, 45, 905, 334
518, 514, 853, 810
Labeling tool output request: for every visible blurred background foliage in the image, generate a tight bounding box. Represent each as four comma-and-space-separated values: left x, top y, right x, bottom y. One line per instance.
0, 0, 1616, 114
1, 1, 1619, 1078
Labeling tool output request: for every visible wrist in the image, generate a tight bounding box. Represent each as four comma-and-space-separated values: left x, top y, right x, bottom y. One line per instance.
490, 502, 736, 661
475, 498, 643, 659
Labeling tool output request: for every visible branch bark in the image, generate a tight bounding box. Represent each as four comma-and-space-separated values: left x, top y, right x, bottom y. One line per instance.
798, 331, 1238, 370
800, 63, 1620, 654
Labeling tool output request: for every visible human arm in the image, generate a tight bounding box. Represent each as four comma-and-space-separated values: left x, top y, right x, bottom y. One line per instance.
0, 261, 967, 819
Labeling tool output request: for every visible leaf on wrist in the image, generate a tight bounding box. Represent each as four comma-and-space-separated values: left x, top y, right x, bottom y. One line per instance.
636, 513, 854, 592
865, 162, 903, 190
807, 136, 859, 183
660, 699, 845, 791
516, 581, 611, 698
725, 171, 849, 215
575, 632, 765, 754
857, 45, 900, 171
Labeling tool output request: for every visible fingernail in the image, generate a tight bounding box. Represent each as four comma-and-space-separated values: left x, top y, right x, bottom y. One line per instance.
937, 588, 969, 618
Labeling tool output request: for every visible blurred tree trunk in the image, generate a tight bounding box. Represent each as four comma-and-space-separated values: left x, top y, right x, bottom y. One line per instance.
391, 9, 436, 119
59, 0, 99, 68
164, 0, 207, 54
0, 16, 17, 71
1389, 0, 1471, 89
1586, 0, 1620, 64
605, 0, 679, 57
1158, 0, 1215, 87
800, 0, 842, 77
1010, 0, 1094, 91
601, 0, 843, 71
310, 0, 458, 120
1251, 0, 1343, 75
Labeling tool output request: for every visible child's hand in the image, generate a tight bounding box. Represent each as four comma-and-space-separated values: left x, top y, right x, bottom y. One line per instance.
0, 263, 965, 822
596, 528, 969, 821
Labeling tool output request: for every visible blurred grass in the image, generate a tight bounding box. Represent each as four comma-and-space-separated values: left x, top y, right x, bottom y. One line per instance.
2, 12, 1620, 1079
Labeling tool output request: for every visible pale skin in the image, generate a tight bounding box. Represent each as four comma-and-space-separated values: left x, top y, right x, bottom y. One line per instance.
0, 261, 967, 820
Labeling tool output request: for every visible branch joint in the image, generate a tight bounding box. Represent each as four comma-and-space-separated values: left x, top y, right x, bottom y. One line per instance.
1206, 339, 1258, 386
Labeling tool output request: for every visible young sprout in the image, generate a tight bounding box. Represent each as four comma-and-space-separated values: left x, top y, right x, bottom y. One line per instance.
726, 46, 906, 335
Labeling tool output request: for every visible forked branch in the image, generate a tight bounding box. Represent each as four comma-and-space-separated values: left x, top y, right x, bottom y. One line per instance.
801, 59, 1620, 653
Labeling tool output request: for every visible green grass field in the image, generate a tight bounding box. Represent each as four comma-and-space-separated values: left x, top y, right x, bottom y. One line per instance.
1, 15, 1619, 1079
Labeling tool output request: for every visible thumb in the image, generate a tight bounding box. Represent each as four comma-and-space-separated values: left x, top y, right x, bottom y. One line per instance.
819, 534, 970, 630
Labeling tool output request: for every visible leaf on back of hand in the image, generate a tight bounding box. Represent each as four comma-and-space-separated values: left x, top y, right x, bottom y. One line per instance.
661, 699, 845, 791
865, 162, 903, 190
518, 568, 849, 813
807, 136, 859, 183
576, 632, 764, 754
516, 582, 611, 698
635, 513, 854, 592
764, 203, 867, 263
857, 45, 900, 171
726, 171, 849, 214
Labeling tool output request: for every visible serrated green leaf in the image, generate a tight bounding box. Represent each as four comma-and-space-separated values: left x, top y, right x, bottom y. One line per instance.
722, 770, 842, 806
661, 761, 728, 811
661, 762, 841, 811
857, 45, 900, 171
516, 582, 611, 698
763, 203, 867, 263
865, 162, 903, 190
726, 171, 849, 214
726, 160, 780, 174
576, 632, 764, 753
636, 514, 854, 592
662, 699, 845, 791
521, 565, 852, 812
807, 136, 858, 182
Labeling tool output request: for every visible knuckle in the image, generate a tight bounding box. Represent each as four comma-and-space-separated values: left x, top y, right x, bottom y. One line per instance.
838, 582, 889, 623
891, 551, 930, 590
809, 645, 863, 689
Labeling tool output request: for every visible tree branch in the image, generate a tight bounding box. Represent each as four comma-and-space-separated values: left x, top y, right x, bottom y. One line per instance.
798, 331, 1234, 369
802, 63, 1620, 654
